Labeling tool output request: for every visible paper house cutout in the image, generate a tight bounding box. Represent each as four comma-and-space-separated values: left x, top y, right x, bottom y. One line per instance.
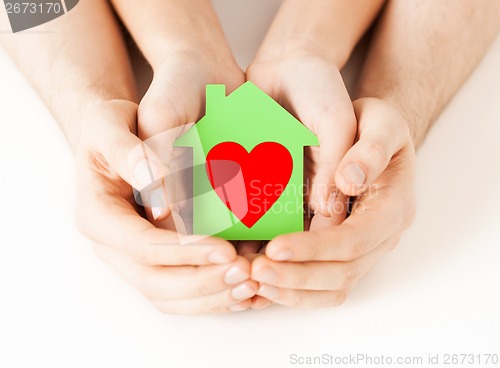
175, 81, 318, 240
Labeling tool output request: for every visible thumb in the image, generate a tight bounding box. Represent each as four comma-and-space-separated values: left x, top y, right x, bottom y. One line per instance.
82, 100, 172, 219
335, 98, 412, 196
309, 106, 356, 219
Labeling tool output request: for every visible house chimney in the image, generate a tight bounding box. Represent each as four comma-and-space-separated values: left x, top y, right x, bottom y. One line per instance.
206, 84, 226, 116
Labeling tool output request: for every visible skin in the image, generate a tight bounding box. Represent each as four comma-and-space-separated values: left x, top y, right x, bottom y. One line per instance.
0, 0, 255, 314
108, 0, 255, 313
2, 0, 499, 313
250, 0, 500, 309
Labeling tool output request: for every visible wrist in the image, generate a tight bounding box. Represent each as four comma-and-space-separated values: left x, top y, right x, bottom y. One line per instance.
255, 0, 383, 69
254, 36, 349, 70
118, 1, 235, 72
379, 97, 426, 148
149, 44, 239, 77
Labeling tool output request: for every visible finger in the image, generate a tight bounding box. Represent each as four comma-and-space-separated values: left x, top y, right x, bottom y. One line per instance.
250, 62, 356, 220
93, 242, 252, 300
76, 169, 236, 266
257, 285, 348, 308
308, 197, 349, 231
152, 281, 258, 314
335, 98, 411, 196
83, 100, 170, 191
228, 299, 253, 313
287, 66, 356, 219
82, 100, 173, 223
265, 164, 414, 262
253, 237, 400, 291
250, 295, 274, 311
266, 213, 391, 263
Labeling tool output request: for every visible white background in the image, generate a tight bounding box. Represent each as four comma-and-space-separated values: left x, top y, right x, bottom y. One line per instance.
1, 1, 500, 367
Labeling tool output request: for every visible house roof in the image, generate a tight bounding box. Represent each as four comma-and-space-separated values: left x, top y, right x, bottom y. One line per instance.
175, 81, 319, 153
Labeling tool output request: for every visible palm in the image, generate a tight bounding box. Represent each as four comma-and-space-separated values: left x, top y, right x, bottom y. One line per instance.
248, 55, 356, 215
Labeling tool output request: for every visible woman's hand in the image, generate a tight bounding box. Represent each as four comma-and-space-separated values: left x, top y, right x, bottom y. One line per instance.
75, 100, 257, 314
242, 50, 357, 309
247, 51, 357, 220
110, 0, 246, 223
251, 98, 416, 308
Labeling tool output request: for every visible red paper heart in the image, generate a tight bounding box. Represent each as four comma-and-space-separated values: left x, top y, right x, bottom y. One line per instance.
206, 142, 293, 228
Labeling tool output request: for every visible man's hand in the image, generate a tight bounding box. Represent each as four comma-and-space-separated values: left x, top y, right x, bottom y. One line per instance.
238, 0, 386, 260
251, 98, 416, 307
240, 51, 356, 269
75, 100, 257, 314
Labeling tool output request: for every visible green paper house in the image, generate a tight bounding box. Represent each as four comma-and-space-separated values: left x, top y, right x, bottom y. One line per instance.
175, 81, 318, 240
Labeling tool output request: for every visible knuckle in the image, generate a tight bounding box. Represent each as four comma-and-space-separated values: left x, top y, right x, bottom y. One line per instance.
334, 290, 349, 306
196, 278, 217, 297
386, 237, 400, 253
342, 228, 366, 261
292, 269, 310, 290
389, 111, 412, 143
287, 291, 303, 308
308, 232, 323, 260
392, 192, 417, 231
338, 263, 358, 289
133, 242, 152, 265
203, 294, 224, 312
130, 228, 157, 265
365, 139, 390, 169
138, 270, 163, 301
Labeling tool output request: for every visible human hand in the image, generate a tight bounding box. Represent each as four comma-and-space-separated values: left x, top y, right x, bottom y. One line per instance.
251, 98, 416, 308
75, 100, 257, 314
243, 50, 357, 310
246, 51, 357, 220
137, 48, 245, 223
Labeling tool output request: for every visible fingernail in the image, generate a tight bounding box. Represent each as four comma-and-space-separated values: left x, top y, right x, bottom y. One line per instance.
327, 191, 338, 217
254, 267, 278, 284
150, 190, 164, 220
132, 160, 154, 189
342, 163, 366, 187
271, 250, 293, 261
257, 284, 280, 299
152, 207, 162, 220
224, 266, 249, 285
231, 283, 255, 300
229, 303, 248, 312
208, 252, 232, 264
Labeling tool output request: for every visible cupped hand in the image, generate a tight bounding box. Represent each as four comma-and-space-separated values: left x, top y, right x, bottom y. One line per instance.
75, 100, 256, 314
251, 98, 417, 308
137, 49, 245, 223
247, 51, 357, 220
242, 51, 357, 310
